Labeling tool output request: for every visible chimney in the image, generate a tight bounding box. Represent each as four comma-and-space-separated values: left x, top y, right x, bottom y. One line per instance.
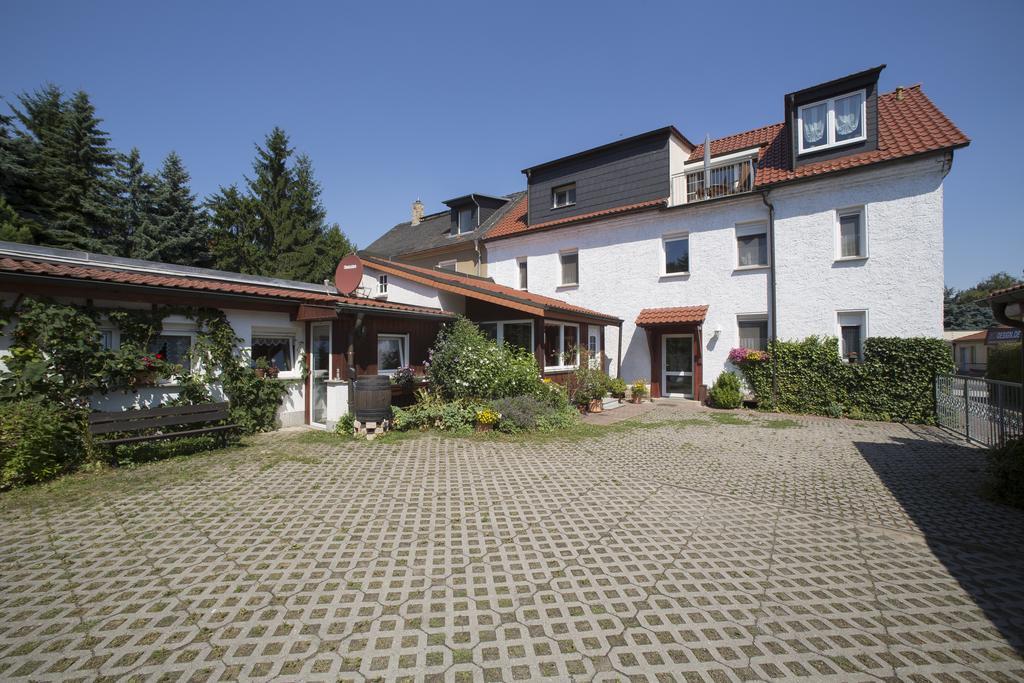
896, 86, 905, 101
411, 199, 424, 226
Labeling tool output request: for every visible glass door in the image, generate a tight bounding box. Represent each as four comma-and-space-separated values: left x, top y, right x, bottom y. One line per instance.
662, 334, 694, 398
310, 323, 331, 426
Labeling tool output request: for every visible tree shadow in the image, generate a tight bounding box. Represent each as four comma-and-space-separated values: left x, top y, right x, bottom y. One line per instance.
854, 430, 1024, 654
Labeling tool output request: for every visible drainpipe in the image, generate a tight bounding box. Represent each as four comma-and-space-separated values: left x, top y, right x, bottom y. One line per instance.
347, 312, 365, 403
616, 321, 623, 378
760, 190, 779, 405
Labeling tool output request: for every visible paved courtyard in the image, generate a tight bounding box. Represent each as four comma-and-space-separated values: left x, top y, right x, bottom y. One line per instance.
1, 405, 1023, 682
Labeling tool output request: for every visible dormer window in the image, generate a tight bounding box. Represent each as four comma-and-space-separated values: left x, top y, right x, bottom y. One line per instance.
552, 183, 576, 209
797, 90, 866, 154
457, 205, 477, 234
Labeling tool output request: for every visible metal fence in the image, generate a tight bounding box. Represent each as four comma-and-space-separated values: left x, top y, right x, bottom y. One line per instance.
935, 374, 1023, 446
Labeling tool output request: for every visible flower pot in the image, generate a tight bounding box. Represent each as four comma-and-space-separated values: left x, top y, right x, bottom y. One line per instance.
588, 399, 603, 413
133, 370, 158, 387
255, 368, 267, 379
475, 423, 494, 432
630, 396, 645, 404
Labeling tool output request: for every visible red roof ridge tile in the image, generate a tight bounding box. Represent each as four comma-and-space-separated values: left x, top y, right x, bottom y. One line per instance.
635, 305, 709, 326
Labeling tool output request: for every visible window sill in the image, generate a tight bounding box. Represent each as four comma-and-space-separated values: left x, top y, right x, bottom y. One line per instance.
550, 203, 576, 211
733, 265, 770, 273
659, 272, 690, 280
834, 256, 868, 263
798, 135, 866, 156
556, 283, 579, 291
543, 366, 579, 374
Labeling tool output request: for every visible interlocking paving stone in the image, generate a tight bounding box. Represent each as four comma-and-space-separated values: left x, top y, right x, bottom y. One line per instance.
2, 404, 1024, 681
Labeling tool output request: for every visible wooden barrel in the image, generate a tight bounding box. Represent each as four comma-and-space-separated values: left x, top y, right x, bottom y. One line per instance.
354, 375, 392, 422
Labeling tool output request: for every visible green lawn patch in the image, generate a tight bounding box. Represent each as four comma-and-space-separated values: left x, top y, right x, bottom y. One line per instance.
708, 413, 753, 426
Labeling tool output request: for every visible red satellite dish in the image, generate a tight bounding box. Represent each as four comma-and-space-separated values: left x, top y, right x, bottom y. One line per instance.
334, 253, 364, 295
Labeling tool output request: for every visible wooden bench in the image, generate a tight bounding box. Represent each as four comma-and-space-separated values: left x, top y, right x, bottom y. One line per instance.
89, 402, 240, 448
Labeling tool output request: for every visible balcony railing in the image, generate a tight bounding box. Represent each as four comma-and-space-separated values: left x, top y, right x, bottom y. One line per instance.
671, 158, 756, 205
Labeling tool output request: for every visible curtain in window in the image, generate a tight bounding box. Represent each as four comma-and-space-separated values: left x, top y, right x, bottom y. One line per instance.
839, 214, 861, 257
737, 234, 767, 267
802, 102, 827, 146
252, 336, 293, 371
560, 253, 578, 285
835, 93, 863, 140
738, 321, 768, 351
841, 325, 862, 362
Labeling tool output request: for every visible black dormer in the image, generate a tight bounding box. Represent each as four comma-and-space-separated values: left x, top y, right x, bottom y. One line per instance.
442, 193, 508, 236
785, 65, 884, 169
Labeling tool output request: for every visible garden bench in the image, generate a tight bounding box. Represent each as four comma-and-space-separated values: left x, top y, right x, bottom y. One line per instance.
88, 402, 240, 448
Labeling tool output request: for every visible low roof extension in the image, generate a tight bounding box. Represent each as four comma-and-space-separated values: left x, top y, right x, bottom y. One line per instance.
359, 253, 622, 326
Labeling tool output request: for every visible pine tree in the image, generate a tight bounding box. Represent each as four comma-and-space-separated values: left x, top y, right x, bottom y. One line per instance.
151, 151, 211, 266
313, 223, 356, 283
208, 184, 261, 274
8, 86, 118, 252
0, 195, 32, 243
115, 148, 160, 260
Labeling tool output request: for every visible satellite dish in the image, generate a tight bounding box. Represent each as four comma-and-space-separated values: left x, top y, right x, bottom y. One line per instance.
334, 253, 364, 295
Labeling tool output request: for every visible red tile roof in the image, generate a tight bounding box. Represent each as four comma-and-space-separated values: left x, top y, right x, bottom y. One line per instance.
988, 282, 1024, 299
954, 330, 989, 342
689, 85, 969, 187
0, 256, 453, 317
486, 197, 666, 241
635, 305, 709, 327
360, 254, 621, 324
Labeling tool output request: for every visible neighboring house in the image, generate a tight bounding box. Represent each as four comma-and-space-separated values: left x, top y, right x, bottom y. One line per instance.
477, 65, 969, 399
0, 241, 455, 429
945, 330, 989, 375
364, 192, 526, 276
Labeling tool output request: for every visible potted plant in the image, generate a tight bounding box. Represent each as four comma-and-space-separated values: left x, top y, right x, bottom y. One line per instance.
609, 377, 628, 401
630, 379, 648, 403
134, 352, 166, 387
475, 406, 500, 432
254, 357, 270, 378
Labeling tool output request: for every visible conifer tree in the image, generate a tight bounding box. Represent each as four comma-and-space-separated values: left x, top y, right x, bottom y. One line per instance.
115, 148, 160, 260
151, 151, 211, 266
0, 195, 32, 243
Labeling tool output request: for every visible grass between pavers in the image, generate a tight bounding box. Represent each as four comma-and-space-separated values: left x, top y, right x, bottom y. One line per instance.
0, 411, 802, 510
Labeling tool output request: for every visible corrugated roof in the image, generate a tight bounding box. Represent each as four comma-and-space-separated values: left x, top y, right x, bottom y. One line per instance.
360, 254, 621, 324
635, 305, 709, 326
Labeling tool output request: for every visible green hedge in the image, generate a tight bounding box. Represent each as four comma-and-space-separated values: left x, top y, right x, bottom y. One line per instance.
0, 400, 85, 490
735, 336, 953, 424
987, 343, 1022, 383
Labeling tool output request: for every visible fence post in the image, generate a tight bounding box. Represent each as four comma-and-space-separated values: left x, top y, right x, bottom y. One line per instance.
997, 383, 1005, 446
963, 377, 970, 443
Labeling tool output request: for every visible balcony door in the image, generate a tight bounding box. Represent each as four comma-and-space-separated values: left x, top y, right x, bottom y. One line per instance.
309, 322, 331, 427
662, 334, 694, 398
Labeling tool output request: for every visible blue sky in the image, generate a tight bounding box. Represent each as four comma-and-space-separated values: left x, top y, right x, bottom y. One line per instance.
4, 0, 1021, 289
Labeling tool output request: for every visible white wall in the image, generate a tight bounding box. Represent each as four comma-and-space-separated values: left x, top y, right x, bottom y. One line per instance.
362, 267, 466, 314
486, 156, 947, 387
0, 297, 307, 427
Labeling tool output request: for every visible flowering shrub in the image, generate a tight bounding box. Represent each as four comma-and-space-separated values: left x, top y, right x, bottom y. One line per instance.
426, 317, 543, 400
391, 366, 416, 386
728, 347, 769, 364
489, 394, 578, 434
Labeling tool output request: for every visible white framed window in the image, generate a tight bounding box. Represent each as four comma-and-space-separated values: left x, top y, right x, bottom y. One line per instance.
736, 315, 769, 351
836, 207, 867, 260
735, 222, 769, 269
377, 274, 388, 295
251, 335, 295, 372
797, 89, 867, 154
148, 333, 194, 373
517, 257, 528, 290
98, 328, 116, 350
377, 334, 409, 375
587, 329, 601, 369
456, 205, 477, 234
837, 310, 867, 363
559, 250, 579, 286
437, 259, 457, 272
478, 320, 534, 352
552, 183, 576, 209
661, 233, 690, 276
543, 322, 579, 371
